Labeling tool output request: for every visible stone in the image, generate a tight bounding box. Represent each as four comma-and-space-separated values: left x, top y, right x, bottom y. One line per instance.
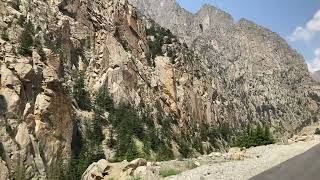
287, 139, 295, 145
82, 159, 109, 180
15, 122, 31, 148
299, 136, 308, 141
0, 0, 320, 178
125, 158, 147, 170
133, 165, 160, 179
0, 160, 9, 180
194, 161, 201, 167
228, 147, 246, 161
209, 152, 222, 157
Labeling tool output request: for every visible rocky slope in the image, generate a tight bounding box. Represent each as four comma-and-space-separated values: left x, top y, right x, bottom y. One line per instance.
129, 0, 320, 136
80, 134, 320, 180
0, 0, 320, 179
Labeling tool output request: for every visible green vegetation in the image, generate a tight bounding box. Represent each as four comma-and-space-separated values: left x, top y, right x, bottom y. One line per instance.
17, 15, 26, 26
1, 30, 9, 41
73, 72, 92, 111
159, 169, 181, 177
13, 163, 26, 180
110, 105, 173, 161
315, 128, 320, 135
18, 20, 35, 56
67, 118, 105, 179
146, 25, 175, 65
130, 176, 142, 180
47, 157, 67, 180
177, 137, 192, 158
8, 0, 20, 11
94, 87, 114, 112
235, 124, 274, 148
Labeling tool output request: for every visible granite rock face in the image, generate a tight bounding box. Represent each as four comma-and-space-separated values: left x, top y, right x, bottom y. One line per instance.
0, 0, 320, 178
129, 0, 320, 135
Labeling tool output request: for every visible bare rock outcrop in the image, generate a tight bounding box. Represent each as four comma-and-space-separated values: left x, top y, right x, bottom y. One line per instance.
129, 0, 320, 138
0, 0, 320, 178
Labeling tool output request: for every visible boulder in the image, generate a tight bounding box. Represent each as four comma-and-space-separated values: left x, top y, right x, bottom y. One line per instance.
228, 147, 246, 161
209, 152, 222, 157
133, 165, 161, 179
81, 159, 109, 180
125, 158, 147, 170
287, 139, 295, 145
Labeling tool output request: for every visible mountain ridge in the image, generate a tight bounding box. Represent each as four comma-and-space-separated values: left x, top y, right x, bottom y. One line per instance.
0, 0, 320, 179
129, 0, 320, 134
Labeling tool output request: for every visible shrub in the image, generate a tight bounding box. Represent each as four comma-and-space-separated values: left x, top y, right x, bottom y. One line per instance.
315, 128, 320, 135
17, 15, 25, 26
235, 124, 274, 148
178, 140, 192, 158
13, 163, 26, 180
159, 169, 180, 177
73, 72, 92, 110
18, 20, 35, 56
94, 87, 114, 112
146, 25, 176, 61
1, 30, 9, 41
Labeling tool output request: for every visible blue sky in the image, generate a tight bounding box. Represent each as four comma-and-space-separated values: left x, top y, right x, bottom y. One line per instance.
177, 0, 320, 72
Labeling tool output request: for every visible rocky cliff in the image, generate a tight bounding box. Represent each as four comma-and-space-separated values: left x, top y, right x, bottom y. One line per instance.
129, 0, 320, 134
0, 0, 320, 179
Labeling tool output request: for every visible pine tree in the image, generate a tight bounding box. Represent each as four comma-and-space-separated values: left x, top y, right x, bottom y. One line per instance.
94, 87, 114, 112
73, 72, 92, 110
18, 20, 35, 56
126, 141, 140, 161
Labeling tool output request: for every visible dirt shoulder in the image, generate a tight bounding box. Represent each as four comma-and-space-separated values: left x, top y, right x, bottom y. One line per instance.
165, 136, 320, 180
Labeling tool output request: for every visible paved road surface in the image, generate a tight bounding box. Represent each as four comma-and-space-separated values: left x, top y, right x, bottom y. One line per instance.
250, 144, 320, 180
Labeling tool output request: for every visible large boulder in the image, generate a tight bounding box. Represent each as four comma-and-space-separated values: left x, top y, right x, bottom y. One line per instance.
81, 159, 109, 180
81, 158, 159, 180
228, 147, 246, 161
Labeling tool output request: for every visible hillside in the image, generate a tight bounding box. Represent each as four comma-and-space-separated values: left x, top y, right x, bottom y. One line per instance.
0, 0, 319, 179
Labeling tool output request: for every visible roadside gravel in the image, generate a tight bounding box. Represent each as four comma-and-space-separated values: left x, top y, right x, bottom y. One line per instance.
165, 136, 320, 180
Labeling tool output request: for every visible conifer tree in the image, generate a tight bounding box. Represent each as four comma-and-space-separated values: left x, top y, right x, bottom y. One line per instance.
18, 20, 35, 56
73, 72, 92, 110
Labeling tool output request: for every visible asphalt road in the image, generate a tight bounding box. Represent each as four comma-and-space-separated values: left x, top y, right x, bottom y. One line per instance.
250, 144, 320, 180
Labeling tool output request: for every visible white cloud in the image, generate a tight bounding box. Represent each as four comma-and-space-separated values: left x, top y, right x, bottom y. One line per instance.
288, 26, 314, 41
307, 48, 320, 72
307, 11, 320, 31
289, 10, 320, 42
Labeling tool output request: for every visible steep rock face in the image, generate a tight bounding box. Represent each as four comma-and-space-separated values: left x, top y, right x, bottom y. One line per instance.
0, 0, 75, 178
0, 42, 74, 179
0, 0, 195, 178
129, 0, 320, 135
0, 0, 320, 178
